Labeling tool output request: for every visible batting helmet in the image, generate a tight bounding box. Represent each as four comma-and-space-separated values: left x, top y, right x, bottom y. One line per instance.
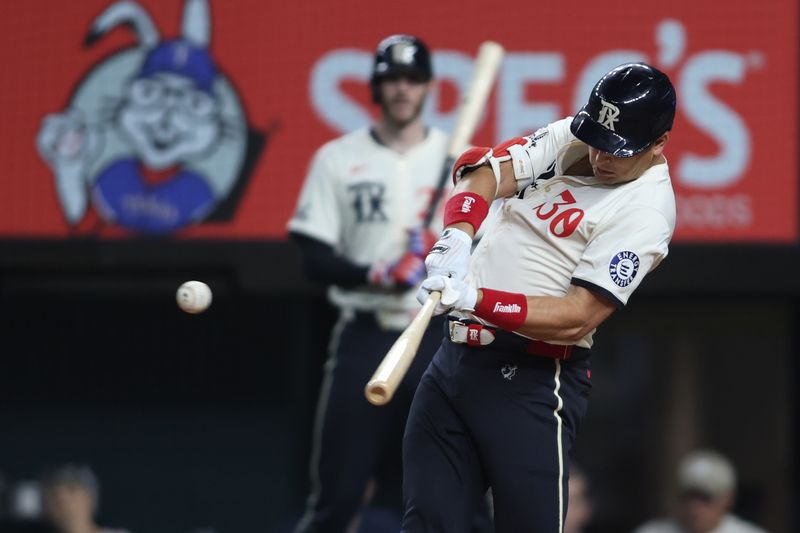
570, 63, 676, 157
370, 34, 433, 103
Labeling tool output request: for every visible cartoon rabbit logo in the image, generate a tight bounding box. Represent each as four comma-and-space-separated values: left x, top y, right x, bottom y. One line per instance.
37, 0, 264, 234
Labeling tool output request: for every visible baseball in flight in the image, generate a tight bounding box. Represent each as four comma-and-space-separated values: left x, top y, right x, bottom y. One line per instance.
176, 280, 213, 314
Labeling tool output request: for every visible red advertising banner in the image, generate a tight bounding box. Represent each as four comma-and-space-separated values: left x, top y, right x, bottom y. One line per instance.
0, 0, 796, 242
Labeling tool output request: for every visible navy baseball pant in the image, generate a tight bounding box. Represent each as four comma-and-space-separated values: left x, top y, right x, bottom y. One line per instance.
401, 330, 591, 533
295, 312, 446, 533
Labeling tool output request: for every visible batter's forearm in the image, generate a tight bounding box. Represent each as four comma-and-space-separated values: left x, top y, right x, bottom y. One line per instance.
453, 162, 517, 203
517, 295, 596, 343
474, 290, 587, 342
452, 166, 498, 205
442, 163, 514, 238
474, 285, 615, 344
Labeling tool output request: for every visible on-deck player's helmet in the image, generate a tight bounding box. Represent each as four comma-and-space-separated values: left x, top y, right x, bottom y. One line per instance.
570, 63, 676, 157
370, 34, 433, 103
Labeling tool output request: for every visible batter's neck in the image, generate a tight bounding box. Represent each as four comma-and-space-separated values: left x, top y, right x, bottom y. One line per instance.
565, 155, 593, 177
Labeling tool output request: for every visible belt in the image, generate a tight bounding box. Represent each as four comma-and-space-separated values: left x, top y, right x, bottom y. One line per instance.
447, 317, 585, 361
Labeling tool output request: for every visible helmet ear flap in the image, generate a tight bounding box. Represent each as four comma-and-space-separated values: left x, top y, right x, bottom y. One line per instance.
370, 79, 381, 104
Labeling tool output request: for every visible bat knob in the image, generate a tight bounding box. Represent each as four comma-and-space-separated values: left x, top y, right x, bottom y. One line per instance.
365, 383, 390, 406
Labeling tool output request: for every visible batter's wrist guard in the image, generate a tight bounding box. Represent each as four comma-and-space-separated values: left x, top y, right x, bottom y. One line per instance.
443, 192, 489, 233
474, 288, 528, 331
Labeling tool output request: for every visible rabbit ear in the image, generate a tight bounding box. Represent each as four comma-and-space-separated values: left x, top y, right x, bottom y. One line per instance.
181, 0, 210, 47
84, 0, 159, 48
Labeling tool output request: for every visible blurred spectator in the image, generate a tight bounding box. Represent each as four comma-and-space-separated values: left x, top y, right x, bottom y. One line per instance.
565, 463, 593, 533
0, 476, 50, 533
0, 471, 7, 517
633, 450, 768, 533
40, 464, 128, 533
11, 480, 43, 519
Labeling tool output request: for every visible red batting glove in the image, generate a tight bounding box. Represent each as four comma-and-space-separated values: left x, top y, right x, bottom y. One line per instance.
368, 253, 427, 288
368, 259, 393, 287
389, 252, 427, 288
407, 228, 437, 257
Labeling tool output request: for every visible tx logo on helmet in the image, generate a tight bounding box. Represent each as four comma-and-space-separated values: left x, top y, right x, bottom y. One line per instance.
391, 42, 417, 65
598, 99, 621, 131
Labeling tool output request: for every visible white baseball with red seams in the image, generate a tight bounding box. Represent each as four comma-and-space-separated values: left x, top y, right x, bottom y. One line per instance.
176, 280, 213, 314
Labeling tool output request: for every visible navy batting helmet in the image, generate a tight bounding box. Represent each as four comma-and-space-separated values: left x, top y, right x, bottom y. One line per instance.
370, 34, 433, 103
570, 63, 676, 157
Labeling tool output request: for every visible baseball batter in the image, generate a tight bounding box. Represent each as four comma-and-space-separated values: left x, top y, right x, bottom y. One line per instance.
288, 35, 488, 533
403, 63, 677, 532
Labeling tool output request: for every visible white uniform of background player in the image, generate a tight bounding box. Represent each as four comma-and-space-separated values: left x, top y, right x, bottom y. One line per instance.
288, 34, 491, 533
289, 126, 447, 329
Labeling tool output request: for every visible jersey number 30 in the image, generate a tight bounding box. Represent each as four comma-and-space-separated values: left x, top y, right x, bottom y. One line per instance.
533, 190, 585, 238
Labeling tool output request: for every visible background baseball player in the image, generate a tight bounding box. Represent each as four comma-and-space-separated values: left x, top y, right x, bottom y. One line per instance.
403, 63, 678, 532
633, 449, 768, 533
288, 34, 489, 533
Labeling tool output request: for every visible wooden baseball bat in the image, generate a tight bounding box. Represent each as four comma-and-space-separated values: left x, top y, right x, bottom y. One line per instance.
422, 40, 505, 229
365, 291, 441, 406
365, 42, 504, 406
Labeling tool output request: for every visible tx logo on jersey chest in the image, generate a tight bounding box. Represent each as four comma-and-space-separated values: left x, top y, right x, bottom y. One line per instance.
348, 181, 387, 223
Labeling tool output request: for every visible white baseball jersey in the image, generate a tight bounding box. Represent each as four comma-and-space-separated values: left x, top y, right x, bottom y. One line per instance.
465, 118, 676, 348
288, 127, 449, 329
